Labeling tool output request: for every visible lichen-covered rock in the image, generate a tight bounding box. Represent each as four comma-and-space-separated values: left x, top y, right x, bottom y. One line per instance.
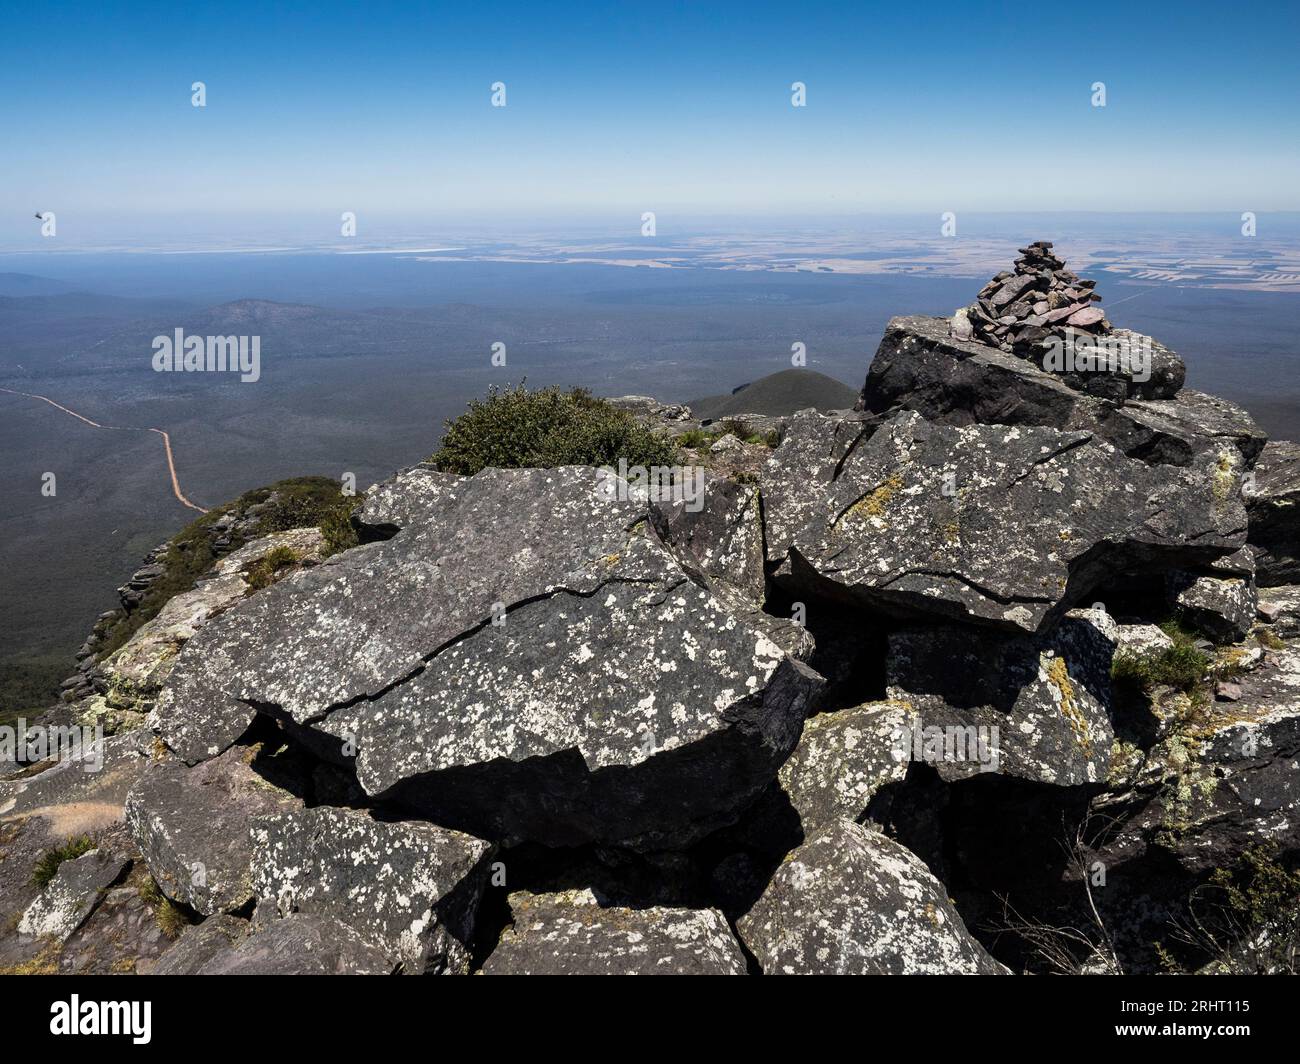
125, 744, 301, 915
763, 409, 1245, 634
356, 464, 464, 537
250, 806, 494, 973
1168, 570, 1258, 645
1247, 440, 1300, 586
737, 820, 1005, 974
1257, 584, 1300, 637
777, 701, 915, 830
192, 913, 393, 975
481, 889, 747, 975
153, 467, 822, 850
18, 849, 128, 942
886, 610, 1117, 786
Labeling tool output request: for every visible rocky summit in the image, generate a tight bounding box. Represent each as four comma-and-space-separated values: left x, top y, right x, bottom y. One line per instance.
3, 265, 1299, 977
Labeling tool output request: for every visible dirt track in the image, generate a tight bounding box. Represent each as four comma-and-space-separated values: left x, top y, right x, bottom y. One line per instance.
0, 386, 209, 514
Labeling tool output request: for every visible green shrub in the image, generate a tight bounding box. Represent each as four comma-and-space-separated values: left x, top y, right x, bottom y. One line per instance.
32, 835, 95, 888
429, 383, 677, 475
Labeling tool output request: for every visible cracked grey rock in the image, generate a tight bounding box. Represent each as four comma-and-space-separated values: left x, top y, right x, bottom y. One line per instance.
650, 474, 765, 605
777, 701, 915, 830
18, 849, 128, 942
481, 888, 747, 975
763, 408, 1246, 634
250, 806, 494, 973
885, 609, 1117, 786
125, 744, 301, 915
737, 819, 1005, 974
152, 467, 822, 850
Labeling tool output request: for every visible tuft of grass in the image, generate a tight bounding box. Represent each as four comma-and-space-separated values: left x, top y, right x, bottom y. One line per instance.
1257, 628, 1285, 650
243, 545, 301, 593
137, 875, 192, 939
429, 382, 677, 476
31, 835, 95, 889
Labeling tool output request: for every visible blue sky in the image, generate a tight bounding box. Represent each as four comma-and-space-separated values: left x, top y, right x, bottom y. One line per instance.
2, 0, 1298, 236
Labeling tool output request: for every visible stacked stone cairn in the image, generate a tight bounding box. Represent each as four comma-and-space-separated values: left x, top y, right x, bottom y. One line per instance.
952, 241, 1111, 356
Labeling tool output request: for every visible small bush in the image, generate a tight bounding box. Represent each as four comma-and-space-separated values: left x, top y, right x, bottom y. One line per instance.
429, 383, 677, 476
32, 835, 95, 889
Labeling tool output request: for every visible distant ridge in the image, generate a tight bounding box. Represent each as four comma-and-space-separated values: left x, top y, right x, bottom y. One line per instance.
687, 368, 857, 421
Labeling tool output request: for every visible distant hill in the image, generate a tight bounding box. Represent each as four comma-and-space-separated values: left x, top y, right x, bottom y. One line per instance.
0, 272, 77, 297
688, 368, 858, 421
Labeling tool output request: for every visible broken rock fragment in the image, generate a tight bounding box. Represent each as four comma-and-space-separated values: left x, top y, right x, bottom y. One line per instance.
481, 888, 747, 975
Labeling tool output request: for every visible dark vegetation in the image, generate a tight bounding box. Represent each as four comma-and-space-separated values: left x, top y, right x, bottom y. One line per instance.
31, 835, 95, 888
430, 383, 677, 475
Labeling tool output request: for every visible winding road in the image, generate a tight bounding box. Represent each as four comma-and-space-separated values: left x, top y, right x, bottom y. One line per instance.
1, 386, 209, 514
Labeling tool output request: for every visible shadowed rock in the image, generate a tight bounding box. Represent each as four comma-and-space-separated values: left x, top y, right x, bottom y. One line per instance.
886, 610, 1118, 786
1247, 440, 1300, 585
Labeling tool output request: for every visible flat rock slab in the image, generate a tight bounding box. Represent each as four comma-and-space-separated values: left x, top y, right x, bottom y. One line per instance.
886, 610, 1116, 786
250, 806, 494, 973
125, 744, 301, 915
481, 889, 747, 975
154, 467, 822, 850
738, 819, 1005, 974
193, 913, 393, 975
19, 848, 129, 942
763, 409, 1245, 634
777, 701, 914, 830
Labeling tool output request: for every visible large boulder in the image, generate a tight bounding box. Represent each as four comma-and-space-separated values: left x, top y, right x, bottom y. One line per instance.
152, 467, 822, 850
249, 806, 494, 973
481, 889, 747, 975
1247, 440, 1300, 585
737, 819, 1005, 974
125, 743, 302, 915
858, 316, 1263, 467
762, 409, 1246, 634
886, 609, 1117, 786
